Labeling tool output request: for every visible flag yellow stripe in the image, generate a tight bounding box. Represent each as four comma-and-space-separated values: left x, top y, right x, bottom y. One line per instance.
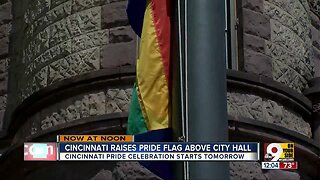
136, 1, 169, 130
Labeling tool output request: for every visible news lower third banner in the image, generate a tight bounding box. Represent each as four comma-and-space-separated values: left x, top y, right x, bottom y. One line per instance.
24, 135, 260, 161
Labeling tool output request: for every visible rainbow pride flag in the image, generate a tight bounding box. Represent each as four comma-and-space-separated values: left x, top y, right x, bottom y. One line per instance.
126, 0, 172, 179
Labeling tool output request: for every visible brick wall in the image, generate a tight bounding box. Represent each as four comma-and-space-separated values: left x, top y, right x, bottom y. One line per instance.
2, 0, 136, 135
242, 0, 314, 93
310, 0, 320, 76
10, 0, 135, 102
0, 0, 11, 130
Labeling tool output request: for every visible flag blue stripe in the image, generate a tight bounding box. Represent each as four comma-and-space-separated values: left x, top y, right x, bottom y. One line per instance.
126, 0, 147, 37
134, 128, 172, 142
134, 128, 173, 180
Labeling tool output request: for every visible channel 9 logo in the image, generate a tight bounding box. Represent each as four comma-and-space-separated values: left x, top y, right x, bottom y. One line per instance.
264, 143, 294, 162
24, 143, 57, 161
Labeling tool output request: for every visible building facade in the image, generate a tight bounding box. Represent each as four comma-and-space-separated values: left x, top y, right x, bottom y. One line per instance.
0, 0, 319, 179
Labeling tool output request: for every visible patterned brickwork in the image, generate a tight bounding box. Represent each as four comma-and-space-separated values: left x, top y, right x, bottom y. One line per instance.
310, 0, 320, 17
0, 1, 11, 129
26, 88, 312, 138
13, 0, 135, 102
265, 0, 314, 93
230, 162, 266, 180
309, 0, 320, 77
227, 92, 312, 137
29, 88, 132, 134
242, 0, 315, 93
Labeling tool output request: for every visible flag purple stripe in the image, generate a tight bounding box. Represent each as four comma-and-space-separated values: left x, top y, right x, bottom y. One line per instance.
126, 0, 147, 37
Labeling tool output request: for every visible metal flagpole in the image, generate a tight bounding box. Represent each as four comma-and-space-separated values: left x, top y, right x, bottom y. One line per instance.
186, 0, 229, 179
172, 0, 186, 179
183, 0, 189, 179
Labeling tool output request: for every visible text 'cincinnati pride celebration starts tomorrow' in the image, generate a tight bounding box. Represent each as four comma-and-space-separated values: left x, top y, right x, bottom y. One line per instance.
61, 152, 247, 160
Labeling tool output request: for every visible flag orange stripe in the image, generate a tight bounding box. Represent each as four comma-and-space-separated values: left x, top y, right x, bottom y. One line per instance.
150, 0, 171, 84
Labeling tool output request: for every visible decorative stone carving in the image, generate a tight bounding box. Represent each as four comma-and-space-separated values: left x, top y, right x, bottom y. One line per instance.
0, 94, 7, 111
89, 92, 106, 116
230, 162, 266, 180
72, 0, 102, 12
264, 1, 309, 41
312, 102, 320, 112
90, 169, 113, 180
227, 92, 312, 137
20, 3, 104, 101
0, 1, 11, 129
71, 29, 109, 52
14, 0, 136, 105
310, 0, 320, 17
112, 162, 161, 180
266, 0, 310, 26
24, 0, 50, 25
51, 0, 70, 9
106, 89, 131, 113
263, 0, 314, 93
264, 169, 300, 179
35, 88, 132, 132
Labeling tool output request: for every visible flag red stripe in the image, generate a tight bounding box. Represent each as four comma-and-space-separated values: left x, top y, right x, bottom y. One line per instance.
150, 0, 171, 84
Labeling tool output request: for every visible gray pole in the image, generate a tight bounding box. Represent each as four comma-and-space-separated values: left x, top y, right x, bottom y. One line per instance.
171, 0, 184, 179
186, 0, 229, 179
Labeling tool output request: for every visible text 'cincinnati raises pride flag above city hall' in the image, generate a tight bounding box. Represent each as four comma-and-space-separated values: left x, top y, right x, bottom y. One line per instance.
126, 0, 172, 179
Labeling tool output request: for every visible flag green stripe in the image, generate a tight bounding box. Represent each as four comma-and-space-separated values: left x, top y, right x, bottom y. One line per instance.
127, 83, 148, 135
